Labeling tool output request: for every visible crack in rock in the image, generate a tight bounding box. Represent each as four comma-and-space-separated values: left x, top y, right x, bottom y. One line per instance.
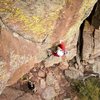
0, 17, 49, 44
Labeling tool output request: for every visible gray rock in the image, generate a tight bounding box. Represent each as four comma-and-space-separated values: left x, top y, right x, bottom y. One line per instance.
46, 72, 56, 85
92, 57, 100, 74
82, 21, 93, 60
93, 29, 100, 57
40, 79, 46, 89
65, 67, 83, 79
42, 86, 57, 100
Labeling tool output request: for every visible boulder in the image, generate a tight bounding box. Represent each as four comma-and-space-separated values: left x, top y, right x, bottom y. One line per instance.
0, 0, 97, 94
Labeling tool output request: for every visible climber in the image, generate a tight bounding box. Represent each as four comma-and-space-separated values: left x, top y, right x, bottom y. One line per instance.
51, 41, 67, 57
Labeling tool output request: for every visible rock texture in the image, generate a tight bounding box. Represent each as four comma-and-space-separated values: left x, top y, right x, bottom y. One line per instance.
0, 64, 70, 100
42, 86, 57, 100
65, 67, 83, 79
83, 23, 100, 60
92, 57, 100, 74
0, 0, 97, 94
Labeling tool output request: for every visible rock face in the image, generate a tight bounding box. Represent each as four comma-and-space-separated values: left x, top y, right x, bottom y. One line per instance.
0, 87, 24, 100
0, 87, 42, 100
83, 24, 100, 60
0, 0, 97, 94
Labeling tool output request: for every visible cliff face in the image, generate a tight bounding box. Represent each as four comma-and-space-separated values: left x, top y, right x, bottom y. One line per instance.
0, 0, 97, 94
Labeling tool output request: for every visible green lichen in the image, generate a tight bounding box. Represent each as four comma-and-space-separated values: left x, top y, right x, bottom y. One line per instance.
11, 8, 46, 33
10, 8, 59, 36
1, 0, 66, 39
79, 0, 97, 19
10, 51, 33, 70
0, 0, 18, 13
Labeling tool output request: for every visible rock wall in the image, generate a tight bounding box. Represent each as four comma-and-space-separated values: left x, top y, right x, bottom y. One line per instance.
0, 0, 97, 94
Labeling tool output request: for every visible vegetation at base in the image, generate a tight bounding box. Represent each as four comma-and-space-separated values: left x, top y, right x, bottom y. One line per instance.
72, 76, 100, 100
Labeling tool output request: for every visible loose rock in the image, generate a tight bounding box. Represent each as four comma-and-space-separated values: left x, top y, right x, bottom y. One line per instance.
65, 67, 83, 79
42, 86, 57, 100
38, 70, 45, 78
40, 79, 46, 89
46, 72, 56, 85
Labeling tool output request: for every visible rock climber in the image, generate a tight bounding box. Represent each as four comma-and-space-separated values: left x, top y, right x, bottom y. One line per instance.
48, 41, 67, 57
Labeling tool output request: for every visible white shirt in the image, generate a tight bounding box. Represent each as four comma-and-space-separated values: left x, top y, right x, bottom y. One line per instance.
57, 49, 64, 57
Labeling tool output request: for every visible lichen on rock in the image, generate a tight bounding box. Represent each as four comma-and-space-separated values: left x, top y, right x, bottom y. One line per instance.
10, 50, 33, 71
